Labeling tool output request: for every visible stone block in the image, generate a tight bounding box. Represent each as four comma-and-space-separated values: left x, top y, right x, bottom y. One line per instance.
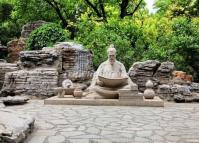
2, 68, 58, 97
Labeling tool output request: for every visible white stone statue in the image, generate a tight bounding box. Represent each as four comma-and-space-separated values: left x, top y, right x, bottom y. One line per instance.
89, 44, 138, 98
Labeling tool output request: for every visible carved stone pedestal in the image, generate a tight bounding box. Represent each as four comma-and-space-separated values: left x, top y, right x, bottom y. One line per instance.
118, 89, 142, 101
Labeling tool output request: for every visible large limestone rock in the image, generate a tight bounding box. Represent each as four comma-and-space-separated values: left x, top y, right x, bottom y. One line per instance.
0, 109, 34, 143
21, 20, 47, 38
2, 96, 29, 105
19, 49, 60, 70
154, 62, 175, 84
190, 82, 199, 93
55, 42, 93, 82
128, 60, 175, 92
128, 60, 160, 91
158, 84, 193, 101
2, 68, 58, 97
7, 38, 26, 63
0, 63, 18, 89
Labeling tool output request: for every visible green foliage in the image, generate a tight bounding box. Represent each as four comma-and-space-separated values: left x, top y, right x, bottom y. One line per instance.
76, 18, 145, 70
0, 1, 20, 45
0, 2, 13, 22
0, 22, 21, 45
1, 0, 199, 81
11, 0, 59, 26
170, 17, 199, 80
26, 23, 70, 50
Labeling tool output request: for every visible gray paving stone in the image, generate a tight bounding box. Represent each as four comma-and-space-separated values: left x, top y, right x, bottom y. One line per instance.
136, 130, 153, 137
66, 139, 90, 143
4, 100, 199, 143
60, 131, 85, 137
26, 136, 47, 143
86, 127, 100, 134
48, 135, 65, 143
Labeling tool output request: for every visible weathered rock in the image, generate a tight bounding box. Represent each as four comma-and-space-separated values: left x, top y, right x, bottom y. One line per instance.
128, 60, 160, 91
172, 71, 193, 83
19, 50, 61, 70
192, 93, 199, 102
0, 109, 34, 143
158, 84, 192, 102
2, 96, 29, 105
157, 84, 173, 101
7, 38, 26, 63
174, 94, 194, 103
0, 42, 8, 59
154, 62, 175, 84
158, 84, 171, 94
190, 82, 199, 93
174, 94, 186, 103
0, 87, 15, 97
55, 42, 93, 82
171, 77, 189, 85
0, 100, 5, 108
21, 20, 47, 38
2, 68, 58, 97
173, 84, 191, 96
0, 63, 18, 89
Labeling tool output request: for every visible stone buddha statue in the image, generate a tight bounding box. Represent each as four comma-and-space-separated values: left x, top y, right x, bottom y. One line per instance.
89, 44, 138, 99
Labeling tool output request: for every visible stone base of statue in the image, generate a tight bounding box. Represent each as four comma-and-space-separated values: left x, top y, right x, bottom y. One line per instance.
44, 92, 164, 107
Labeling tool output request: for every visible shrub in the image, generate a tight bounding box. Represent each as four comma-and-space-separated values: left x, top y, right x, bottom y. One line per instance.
76, 19, 145, 70
26, 23, 69, 50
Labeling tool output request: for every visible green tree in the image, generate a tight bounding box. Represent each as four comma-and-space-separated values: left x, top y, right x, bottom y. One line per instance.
26, 23, 70, 50
0, 1, 20, 45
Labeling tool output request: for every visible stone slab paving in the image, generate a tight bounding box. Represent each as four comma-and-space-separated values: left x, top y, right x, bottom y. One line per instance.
6, 100, 199, 143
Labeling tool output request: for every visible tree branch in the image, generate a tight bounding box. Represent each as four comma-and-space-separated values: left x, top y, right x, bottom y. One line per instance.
120, 0, 129, 19
43, 0, 68, 28
99, 0, 107, 22
126, 0, 143, 17
84, 0, 102, 17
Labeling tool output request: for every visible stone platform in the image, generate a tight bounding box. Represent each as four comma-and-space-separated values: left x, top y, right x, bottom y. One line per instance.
44, 96, 164, 107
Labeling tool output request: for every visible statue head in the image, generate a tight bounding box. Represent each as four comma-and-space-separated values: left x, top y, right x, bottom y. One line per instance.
107, 44, 116, 65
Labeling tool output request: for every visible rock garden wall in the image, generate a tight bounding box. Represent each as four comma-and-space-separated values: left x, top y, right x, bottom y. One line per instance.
128, 60, 199, 102
0, 42, 93, 97
0, 62, 18, 89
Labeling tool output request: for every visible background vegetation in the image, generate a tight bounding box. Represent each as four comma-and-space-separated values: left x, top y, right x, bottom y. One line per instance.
0, 0, 199, 80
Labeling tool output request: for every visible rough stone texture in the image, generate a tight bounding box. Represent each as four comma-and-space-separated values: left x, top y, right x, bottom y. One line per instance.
128, 60, 161, 91
0, 63, 18, 89
45, 96, 164, 107
19, 50, 60, 70
55, 42, 93, 82
19, 42, 93, 83
1, 42, 93, 98
7, 38, 26, 63
158, 84, 193, 102
128, 60, 176, 100
190, 82, 199, 93
173, 70, 193, 82
0, 42, 8, 59
5, 100, 199, 143
0, 100, 5, 108
154, 62, 175, 84
0, 109, 34, 143
2, 68, 58, 97
2, 96, 29, 105
21, 20, 47, 38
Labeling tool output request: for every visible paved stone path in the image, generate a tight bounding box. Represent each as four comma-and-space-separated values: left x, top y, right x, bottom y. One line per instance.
7, 100, 199, 143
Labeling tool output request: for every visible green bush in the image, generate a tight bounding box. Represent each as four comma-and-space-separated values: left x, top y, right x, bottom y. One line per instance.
26, 23, 69, 50
75, 19, 145, 70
